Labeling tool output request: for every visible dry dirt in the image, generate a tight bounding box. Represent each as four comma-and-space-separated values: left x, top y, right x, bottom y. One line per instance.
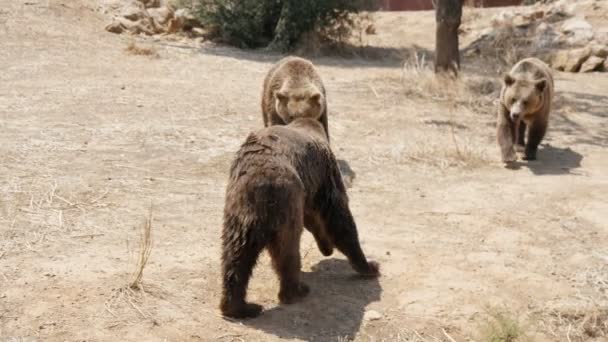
1, 1, 608, 341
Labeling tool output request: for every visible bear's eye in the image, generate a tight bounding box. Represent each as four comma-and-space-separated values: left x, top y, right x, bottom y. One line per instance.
522, 100, 528, 106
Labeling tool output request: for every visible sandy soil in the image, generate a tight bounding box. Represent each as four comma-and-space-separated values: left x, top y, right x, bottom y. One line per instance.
1, 1, 607, 341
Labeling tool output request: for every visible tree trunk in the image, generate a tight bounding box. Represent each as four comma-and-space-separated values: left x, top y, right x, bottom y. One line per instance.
434, 0, 462, 76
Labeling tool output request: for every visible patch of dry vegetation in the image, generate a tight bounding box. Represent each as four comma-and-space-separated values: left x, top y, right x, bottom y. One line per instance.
478, 307, 529, 342
130, 204, 153, 290
535, 264, 608, 340
377, 52, 498, 170
400, 52, 500, 113
125, 40, 160, 58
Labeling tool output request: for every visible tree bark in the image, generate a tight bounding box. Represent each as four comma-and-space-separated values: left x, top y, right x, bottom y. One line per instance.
434, 0, 462, 76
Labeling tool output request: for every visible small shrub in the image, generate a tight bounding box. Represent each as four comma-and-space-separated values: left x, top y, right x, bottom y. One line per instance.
195, 0, 375, 51
479, 308, 529, 342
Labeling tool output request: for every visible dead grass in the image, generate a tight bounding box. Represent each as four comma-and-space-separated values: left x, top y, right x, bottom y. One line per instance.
400, 51, 499, 114
125, 40, 160, 58
339, 328, 457, 342
130, 204, 153, 290
478, 307, 529, 342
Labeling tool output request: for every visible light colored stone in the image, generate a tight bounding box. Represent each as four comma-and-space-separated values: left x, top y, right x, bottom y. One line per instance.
491, 11, 513, 28
580, 56, 605, 72
561, 17, 594, 45
566, 47, 592, 72
148, 6, 174, 26
588, 43, 608, 58
105, 20, 125, 34
562, 17, 593, 33
121, 2, 146, 21
535, 22, 560, 48
552, 47, 592, 72
364, 310, 382, 321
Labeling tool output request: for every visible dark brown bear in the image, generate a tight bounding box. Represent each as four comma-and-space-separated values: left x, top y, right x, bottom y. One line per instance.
497, 57, 554, 162
219, 118, 379, 319
261, 56, 329, 142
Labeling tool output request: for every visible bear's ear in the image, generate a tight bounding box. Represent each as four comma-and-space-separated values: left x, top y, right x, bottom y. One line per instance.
535, 79, 547, 93
503, 74, 515, 86
275, 91, 288, 102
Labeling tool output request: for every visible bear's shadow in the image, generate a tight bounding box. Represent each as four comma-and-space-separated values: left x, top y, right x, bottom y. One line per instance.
506, 143, 583, 175
242, 259, 382, 341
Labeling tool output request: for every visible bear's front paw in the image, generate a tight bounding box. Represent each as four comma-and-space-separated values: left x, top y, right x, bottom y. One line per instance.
501, 148, 517, 163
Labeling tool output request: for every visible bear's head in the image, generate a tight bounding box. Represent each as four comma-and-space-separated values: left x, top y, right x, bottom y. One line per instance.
502, 73, 547, 122
274, 84, 324, 123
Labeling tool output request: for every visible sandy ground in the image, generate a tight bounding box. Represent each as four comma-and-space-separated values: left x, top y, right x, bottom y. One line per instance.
1, 1, 607, 341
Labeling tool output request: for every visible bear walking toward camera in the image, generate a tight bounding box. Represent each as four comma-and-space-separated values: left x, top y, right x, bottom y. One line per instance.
261, 56, 330, 142
497, 57, 554, 162
220, 118, 379, 319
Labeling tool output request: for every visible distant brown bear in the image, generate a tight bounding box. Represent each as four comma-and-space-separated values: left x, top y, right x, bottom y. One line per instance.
497, 57, 554, 162
261, 56, 330, 142
219, 118, 379, 319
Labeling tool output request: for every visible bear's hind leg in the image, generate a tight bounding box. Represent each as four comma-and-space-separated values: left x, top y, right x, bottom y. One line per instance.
304, 211, 334, 256
220, 230, 265, 319
268, 203, 309, 304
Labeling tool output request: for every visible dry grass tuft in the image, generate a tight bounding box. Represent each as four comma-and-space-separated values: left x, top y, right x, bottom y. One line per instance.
339, 328, 455, 342
400, 51, 499, 114
130, 204, 153, 290
125, 40, 160, 58
478, 307, 529, 342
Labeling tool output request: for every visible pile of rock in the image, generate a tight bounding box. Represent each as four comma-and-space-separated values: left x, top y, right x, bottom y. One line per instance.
552, 43, 608, 72
464, 0, 608, 73
101, 0, 203, 36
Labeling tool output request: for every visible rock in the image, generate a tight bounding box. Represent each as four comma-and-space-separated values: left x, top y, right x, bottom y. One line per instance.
512, 15, 532, 28
148, 6, 174, 26
551, 50, 569, 70
190, 27, 207, 37
105, 20, 125, 34
535, 22, 560, 48
580, 56, 605, 72
174, 8, 200, 29
121, 2, 146, 21
561, 17, 594, 45
562, 17, 593, 33
491, 11, 514, 27
552, 47, 592, 72
364, 310, 382, 321
595, 28, 608, 45
588, 43, 608, 58
140, 0, 161, 8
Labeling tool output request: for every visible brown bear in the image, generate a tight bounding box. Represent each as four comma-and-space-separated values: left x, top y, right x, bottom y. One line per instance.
219, 118, 379, 319
261, 56, 330, 142
497, 57, 554, 162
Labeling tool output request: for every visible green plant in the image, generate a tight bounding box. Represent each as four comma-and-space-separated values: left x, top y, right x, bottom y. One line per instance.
196, 0, 374, 51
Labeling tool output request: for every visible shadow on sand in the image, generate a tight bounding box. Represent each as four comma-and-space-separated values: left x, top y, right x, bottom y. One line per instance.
157, 40, 433, 69
505, 143, 583, 175
243, 259, 382, 341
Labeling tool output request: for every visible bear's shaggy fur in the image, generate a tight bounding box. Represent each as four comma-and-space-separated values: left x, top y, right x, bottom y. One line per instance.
497, 57, 554, 162
261, 56, 329, 142
219, 118, 379, 319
